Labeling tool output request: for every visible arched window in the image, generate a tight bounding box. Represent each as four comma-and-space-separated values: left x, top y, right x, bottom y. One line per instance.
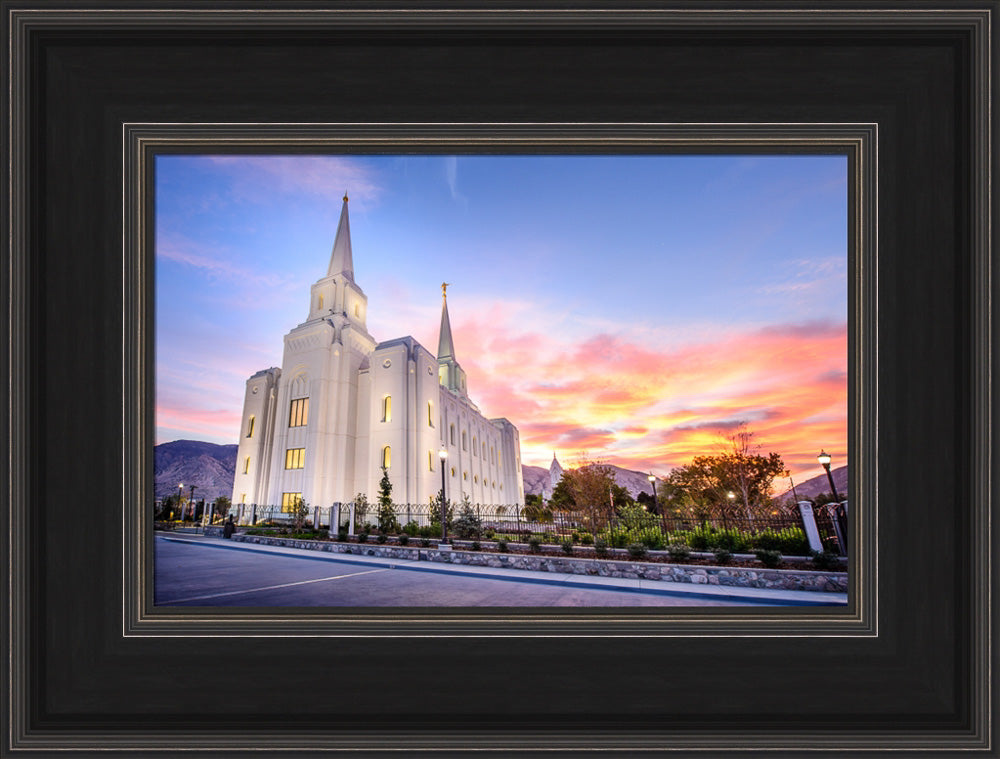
246, 416, 255, 438
428, 402, 434, 427
450, 424, 455, 445
462, 431, 467, 450
382, 395, 391, 423
428, 451, 434, 471
243, 456, 250, 474
382, 446, 391, 470
318, 294, 324, 310
451, 467, 456, 478
472, 436, 477, 455
482, 442, 486, 457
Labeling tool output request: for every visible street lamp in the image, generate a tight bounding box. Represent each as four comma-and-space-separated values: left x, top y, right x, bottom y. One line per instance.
817, 450, 841, 502
438, 448, 449, 543
189, 485, 198, 522
646, 473, 656, 511
176, 483, 183, 521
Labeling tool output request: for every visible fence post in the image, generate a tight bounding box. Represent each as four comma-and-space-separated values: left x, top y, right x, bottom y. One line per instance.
796, 501, 824, 553
348, 503, 356, 536
312, 506, 319, 530
251, 504, 257, 525
834, 501, 848, 556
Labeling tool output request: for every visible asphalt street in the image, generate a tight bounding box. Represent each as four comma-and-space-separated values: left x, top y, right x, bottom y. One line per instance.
154, 535, 843, 608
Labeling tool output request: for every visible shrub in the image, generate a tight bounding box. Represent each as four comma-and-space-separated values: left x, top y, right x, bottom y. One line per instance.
357, 532, 369, 543
667, 543, 691, 562
561, 539, 574, 555
336, 530, 347, 542
579, 532, 594, 545
627, 542, 648, 559
398, 534, 409, 546
403, 521, 420, 537
420, 538, 431, 547
471, 540, 481, 551
528, 536, 542, 553
755, 549, 783, 568
376, 532, 387, 544
453, 504, 483, 540
713, 547, 733, 565
497, 540, 509, 553
810, 550, 842, 571
594, 538, 609, 558
754, 527, 808, 556
571, 531, 580, 543
418, 525, 436, 539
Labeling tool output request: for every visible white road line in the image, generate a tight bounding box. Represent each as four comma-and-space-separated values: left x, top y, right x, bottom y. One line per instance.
163, 568, 390, 604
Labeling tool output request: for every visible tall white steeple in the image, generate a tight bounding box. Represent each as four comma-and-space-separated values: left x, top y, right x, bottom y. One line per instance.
327, 193, 354, 281
437, 283, 467, 396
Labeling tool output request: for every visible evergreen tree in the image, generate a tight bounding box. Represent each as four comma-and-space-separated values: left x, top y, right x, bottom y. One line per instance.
377, 467, 399, 533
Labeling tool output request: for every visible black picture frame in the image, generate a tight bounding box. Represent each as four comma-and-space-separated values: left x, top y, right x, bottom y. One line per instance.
3, 3, 994, 756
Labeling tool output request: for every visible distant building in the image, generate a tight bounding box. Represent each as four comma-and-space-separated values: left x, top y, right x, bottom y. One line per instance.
231, 196, 524, 515
543, 452, 564, 501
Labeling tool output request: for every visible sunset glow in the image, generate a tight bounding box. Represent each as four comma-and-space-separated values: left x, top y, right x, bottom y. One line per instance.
156, 154, 848, 485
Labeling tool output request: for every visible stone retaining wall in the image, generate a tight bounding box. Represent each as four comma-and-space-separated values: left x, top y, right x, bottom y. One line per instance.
216, 532, 847, 593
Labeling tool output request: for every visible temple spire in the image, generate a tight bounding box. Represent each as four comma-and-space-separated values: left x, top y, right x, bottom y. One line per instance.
437, 283, 467, 396
437, 283, 455, 362
327, 193, 354, 281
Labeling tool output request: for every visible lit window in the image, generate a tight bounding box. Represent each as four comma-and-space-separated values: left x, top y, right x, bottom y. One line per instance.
428, 402, 434, 427
240, 493, 246, 504
285, 448, 305, 470
318, 294, 324, 310
382, 446, 391, 470
354, 303, 360, 317
451, 467, 456, 477
281, 492, 303, 513
462, 431, 467, 450
243, 456, 250, 474
246, 416, 255, 438
382, 395, 391, 423
474, 475, 479, 484
472, 436, 477, 455
289, 397, 309, 427
463, 471, 468, 481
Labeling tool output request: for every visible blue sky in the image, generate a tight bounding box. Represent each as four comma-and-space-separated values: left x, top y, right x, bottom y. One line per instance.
156, 153, 848, 479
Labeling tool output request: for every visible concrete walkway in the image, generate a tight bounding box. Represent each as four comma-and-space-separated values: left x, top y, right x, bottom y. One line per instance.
157, 533, 847, 607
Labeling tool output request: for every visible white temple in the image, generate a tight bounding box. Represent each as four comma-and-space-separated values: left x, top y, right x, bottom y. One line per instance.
231, 196, 524, 515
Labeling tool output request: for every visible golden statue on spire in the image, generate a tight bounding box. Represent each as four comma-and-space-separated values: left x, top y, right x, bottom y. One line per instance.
441, 282, 451, 300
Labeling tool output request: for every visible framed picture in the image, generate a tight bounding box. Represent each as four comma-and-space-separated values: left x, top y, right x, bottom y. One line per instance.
5, 4, 993, 756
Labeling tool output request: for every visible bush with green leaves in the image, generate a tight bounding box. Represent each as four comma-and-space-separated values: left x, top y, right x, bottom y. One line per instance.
497, 539, 509, 553
420, 537, 431, 547
402, 521, 420, 537
336, 530, 347, 542
561, 539, 574, 555
810, 550, 843, 571
398, 534, 409, 546
667, 543, 691, 562
376, 532, 387, 544
753, 527, 808, 555
579, 532, 594, 545
470, 540, 481, 551
528, 536, 542, 553
755, 549, 783, 568
627, 542, 648, 559
713, 547, 733, 565
357, 531, 369, 543
594, 538, 609, 558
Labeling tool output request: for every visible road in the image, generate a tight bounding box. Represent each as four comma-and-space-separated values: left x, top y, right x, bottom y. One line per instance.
154, 535, 781, 607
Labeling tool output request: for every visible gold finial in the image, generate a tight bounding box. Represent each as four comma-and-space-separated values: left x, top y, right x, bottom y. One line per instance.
441, 282, 451, 299
343, 190, 348, 202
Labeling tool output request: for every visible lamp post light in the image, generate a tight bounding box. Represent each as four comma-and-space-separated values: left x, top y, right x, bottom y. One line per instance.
438, 448, 449, 543
647, 473, 656, 511
784, 469, 800, 503
176, 484, 183, 521
817, 450, 841, 503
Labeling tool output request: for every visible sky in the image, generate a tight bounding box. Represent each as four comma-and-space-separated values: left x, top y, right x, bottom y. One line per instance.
156, 153, 848, 485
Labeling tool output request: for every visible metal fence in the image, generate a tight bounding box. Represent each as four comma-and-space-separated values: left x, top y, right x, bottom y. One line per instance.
221, 500, 844, 556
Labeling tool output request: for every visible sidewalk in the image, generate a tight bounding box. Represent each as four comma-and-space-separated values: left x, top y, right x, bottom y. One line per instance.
157, 533, 848, 607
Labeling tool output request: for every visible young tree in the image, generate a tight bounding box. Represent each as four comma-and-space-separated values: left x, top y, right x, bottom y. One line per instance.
352, 492, 370, 529
376, 467, 398, 533
213, 496, 231, 522
288, 496, 310, 533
